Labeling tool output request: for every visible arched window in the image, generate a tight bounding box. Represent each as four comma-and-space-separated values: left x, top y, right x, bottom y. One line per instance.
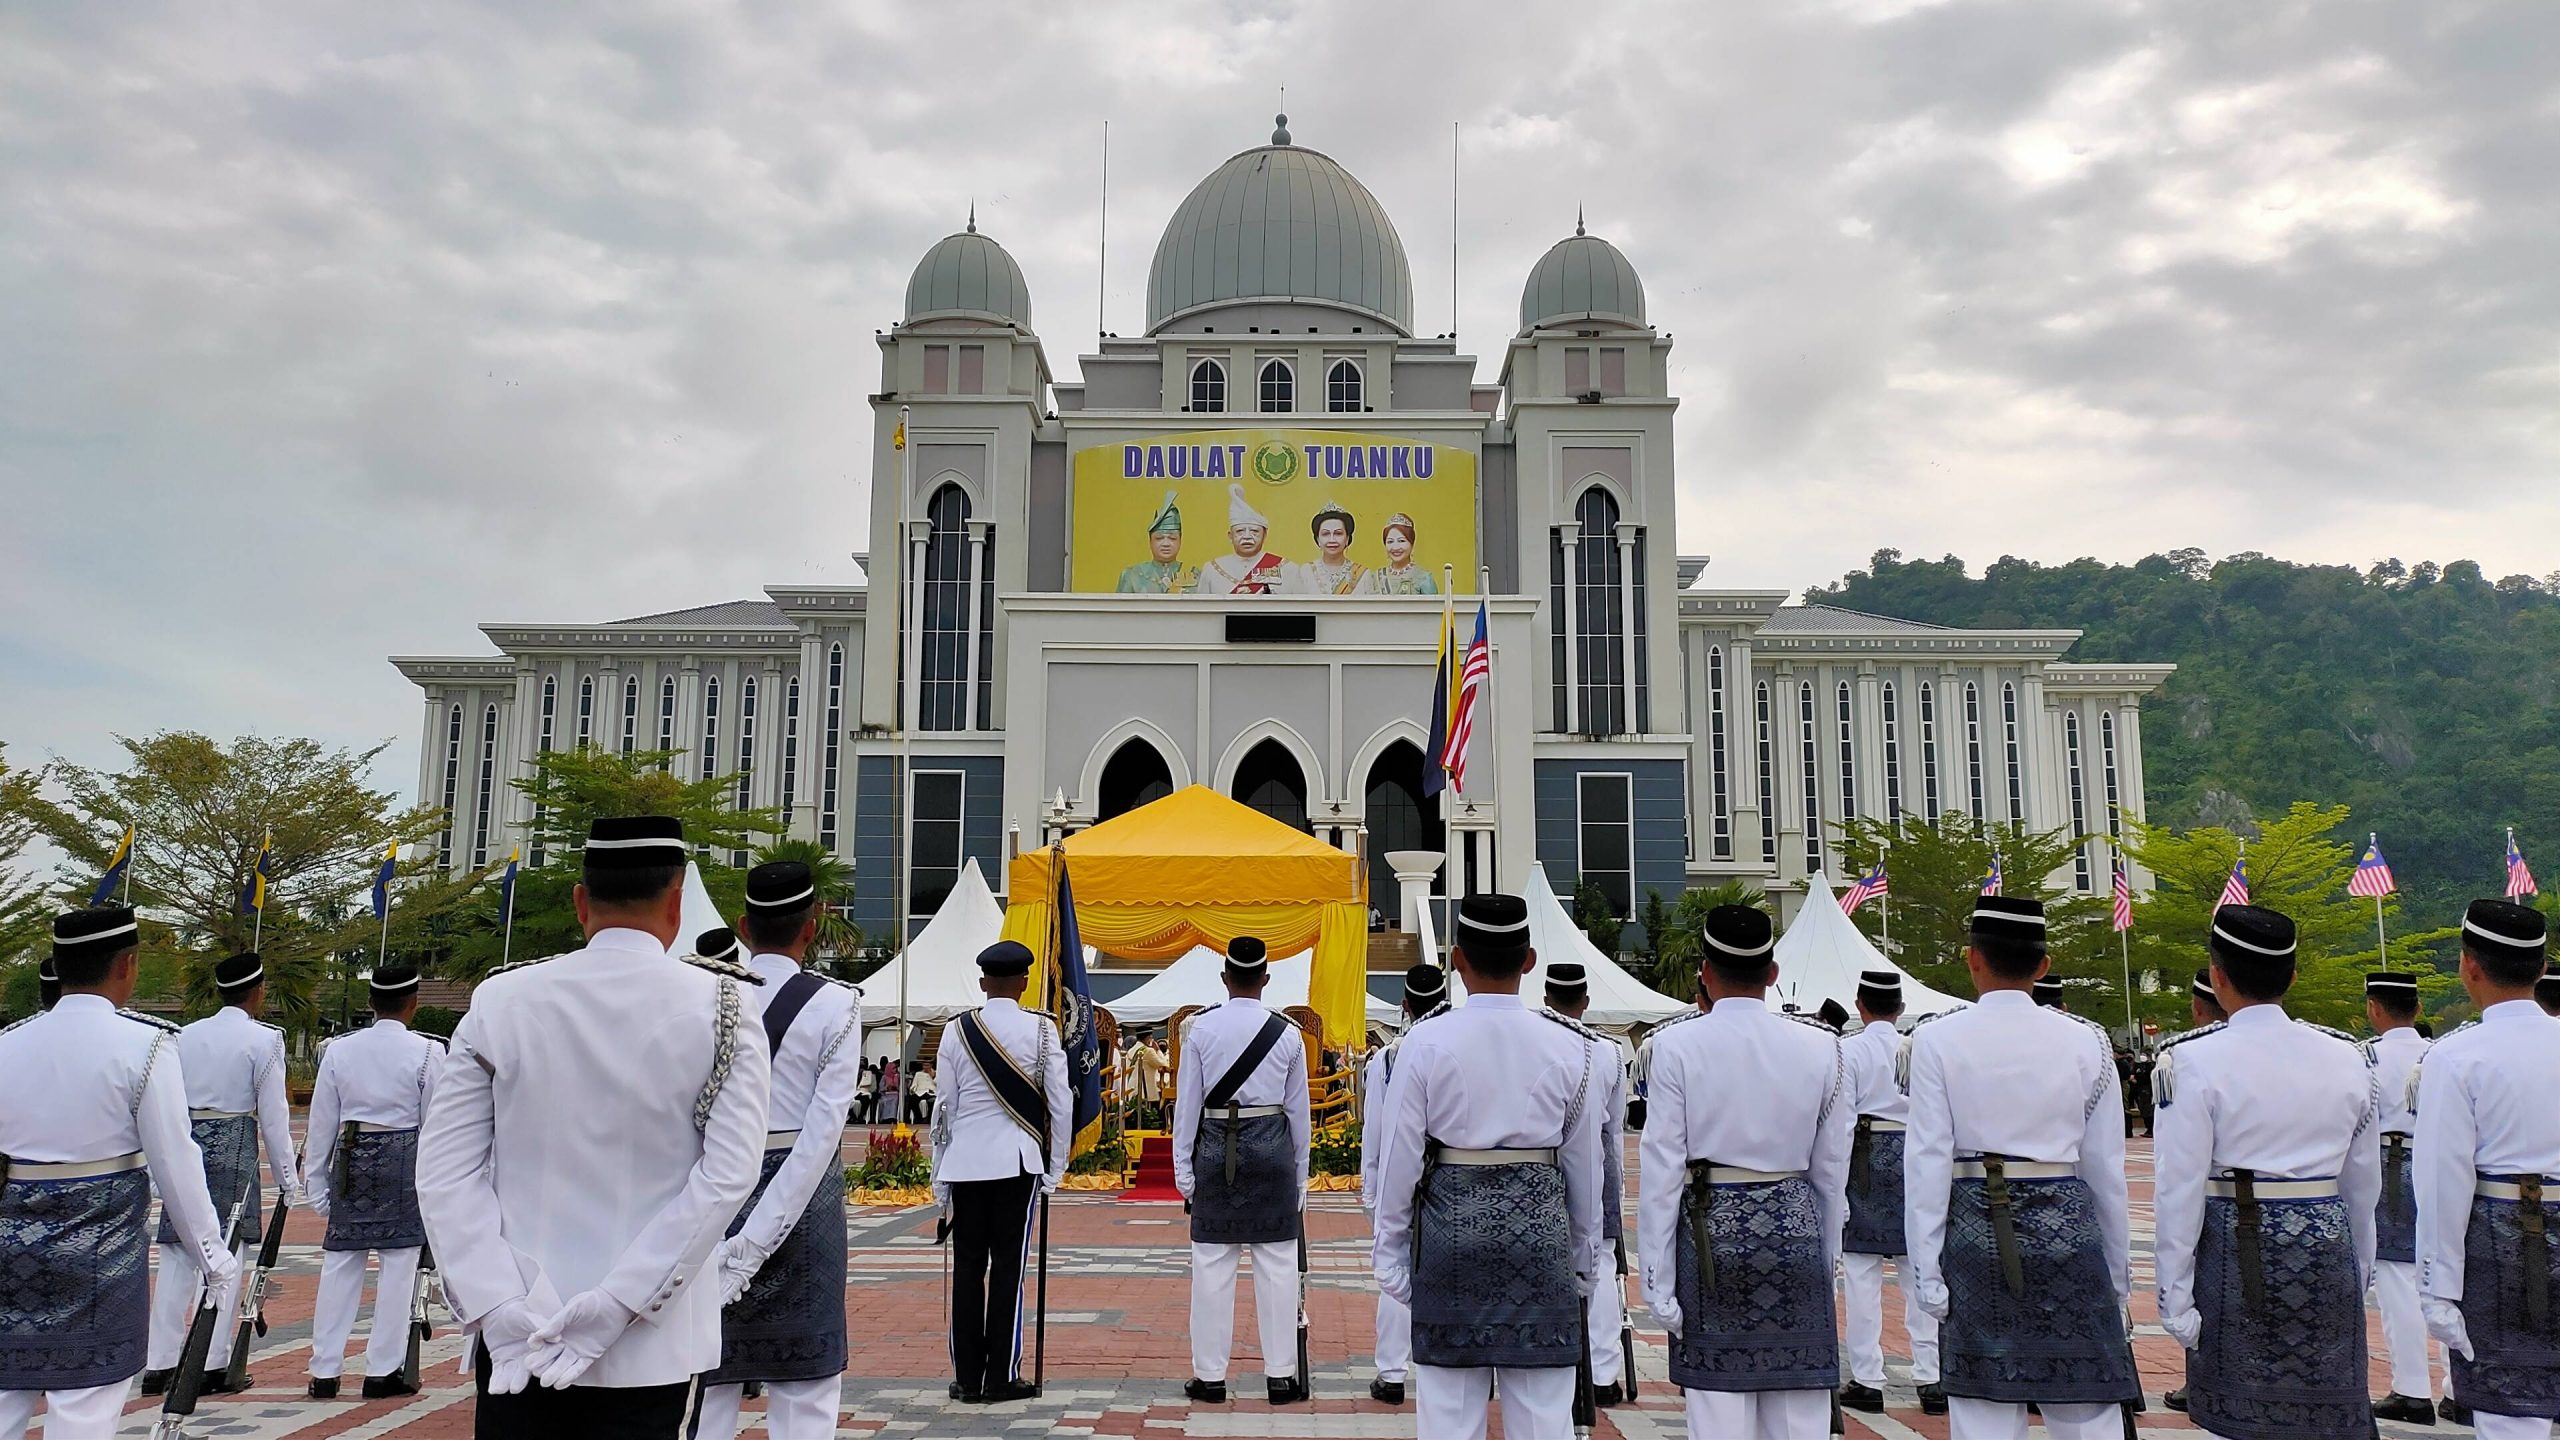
780, 675, 801, 819
1919, 682, 1941, 818
1963, 682, 1985, 820
1256, 357, 1295, 413
1755, 681, 1777, 863
472, 703, 499, 867
2065, 710, 2091, 891
700, 674, 721, 782
1098, 738, 1174, 822
2002, 682, 2025, 823
1325, 358, 1363, 412
1232, 740, 1309, 833
1362, 741, 1438, 912
1555, 487, 1634, 736
437, 702, 463, 869
576, 675, 596, 750
532, 676, 558, 868
1707, 646, 1730, 860
621, 674, 639, 754
2100, 711, 2122, 842
732, 676, 758, 865
1188, 357, 1226, 413
917, 484, 977, 731
1881, 682, 1903, 823
1798, 682, 1822, 873
1836, 681, 1858, 823
657, 675, 677, 761
820, 645, 844, 850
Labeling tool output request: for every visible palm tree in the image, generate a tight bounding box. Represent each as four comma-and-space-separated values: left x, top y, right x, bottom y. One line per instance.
752, 839, 861, 963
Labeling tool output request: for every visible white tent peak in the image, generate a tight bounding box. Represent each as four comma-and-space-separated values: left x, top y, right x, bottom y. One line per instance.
1449, 865, 1692, 1030
1104, 946, 1400, 1030
858, 860, 1006, 1027
1769, 870, 1968, 1022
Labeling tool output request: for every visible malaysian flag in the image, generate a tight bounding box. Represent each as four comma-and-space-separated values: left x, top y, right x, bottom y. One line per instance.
1442, 600, 1490, 793
2218, 853, 2250, 909
2111, 861, 2134, 932
2348, 835, 2397, 900
1842, 863, 1890, 915
2509, 829, 2539, 899
1979, 855, 2002, 897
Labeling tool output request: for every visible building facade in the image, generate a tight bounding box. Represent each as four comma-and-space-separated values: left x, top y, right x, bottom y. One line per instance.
391, 118, 2171, 949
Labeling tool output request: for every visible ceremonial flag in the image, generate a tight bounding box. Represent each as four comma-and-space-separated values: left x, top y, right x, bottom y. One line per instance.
891, 418, 906, 451
1979, 855, 2002, 897
1842, 863, 1889, 915
496, 846, 520, 921
2509, 829, 2539, 898
237, 830, 274, 915
2112, 861, 2134, 932
2217, 853, 2250, 909
1048, 850, 1105, 1158
1420, 603, 1455, 799
89, 825, 133, 907
370, 840, 398, 921
1443, 601, 1489, 792
2348, 836, 2397, 899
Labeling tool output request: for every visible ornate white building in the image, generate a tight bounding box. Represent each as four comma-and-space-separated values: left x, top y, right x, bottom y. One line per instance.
392, 117, 2171, 949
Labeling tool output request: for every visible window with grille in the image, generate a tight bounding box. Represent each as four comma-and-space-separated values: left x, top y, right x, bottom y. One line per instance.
1189, 358, 1226, 413
732, 678, 757, 865
1707, 646, 1731, 860
1799, 683, 1822, 872
918, 486, 976, 731
1325, 358, 1363, 412
1756, 681, 1777, 863
532, 676, 557, 867
622, 675, 639, 754
909, 770, 964, 921
1576, 774, 1634, 918
438, 703, 463, 869
2100, 712, 2122, 841
820, 646, 843, 850
2002, 683, 2025, 822
2065, 711, 2091, 891
1256, 357, 1294, 413
1964, 682, 1985, 820
1559, 488, 1628, 736
576, 675, 595, 750
472, 704, 499, 867
657, 676, 676, 761
781, 676, 800, 819
1882, 682, 1903, 823
1836, 681, 1858, 823
701, 674, 721, 782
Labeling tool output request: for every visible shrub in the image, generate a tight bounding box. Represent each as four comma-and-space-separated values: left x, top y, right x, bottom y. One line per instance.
849, 1127, 931, 1189
1310, 1118, 1362, 1177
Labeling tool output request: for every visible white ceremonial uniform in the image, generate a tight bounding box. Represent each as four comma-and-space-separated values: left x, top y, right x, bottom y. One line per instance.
2415, 999, 2560, 1440
695, 953, 863, 1440
0, 996, 233, 1440
1584, 1031, 1630, 1391
415, 928, 772, 1390
1360, 1043, 1411, 1385
1373, 994, 1604, 1440
1839, 1016, 1940, 1391
1904, 991, 2131, 1440
301, 1016, 443, 1382
930, 998, 1073, 1198
1171, 997, 1312, 1386
146, 1004, 298, 1372
1637, 996, 1851, 1440
2370, 1023, 2444, 1401
929, 996, 1070, 1396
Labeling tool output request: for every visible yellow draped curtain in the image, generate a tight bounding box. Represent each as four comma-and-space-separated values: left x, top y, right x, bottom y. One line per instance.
1003, 897, 1373, 1051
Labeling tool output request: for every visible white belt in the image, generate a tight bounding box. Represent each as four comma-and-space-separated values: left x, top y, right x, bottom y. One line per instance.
765, 1130, 802, 1150
190, 1108, 253, 1122
1700, 1165, 1804, 1184
1439, 1147, 1557, 1166
1215, 1105, 1285, 1120
2208, 1176, 2338, 1199
1954, 1158, 2075, 1180
8, 1151, 147, 1181
1858, 1118, 1906, 1133
353, 1122, 413, 1134
2476, 1176, 2560, 1202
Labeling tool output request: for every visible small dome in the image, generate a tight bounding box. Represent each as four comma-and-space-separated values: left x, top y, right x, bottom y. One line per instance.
1519, 221, 1645, 332
904, 220, 1032, 329
1147, 121, 1414, 334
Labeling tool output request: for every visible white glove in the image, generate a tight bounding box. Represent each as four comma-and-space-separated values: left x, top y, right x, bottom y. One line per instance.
478, 1298, 547, 1395
526, 1290, 636, 1390
200, 1245, 242, 1291
1649, 1293, 1682, 1332
2160, 1306, 2202, 1349
714, 1237, 763, 1307
2424, 1298, 2475, 1360
1914, 1278, 1950, 1320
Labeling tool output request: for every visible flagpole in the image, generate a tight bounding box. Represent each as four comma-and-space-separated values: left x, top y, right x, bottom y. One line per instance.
1439, 566, 1457, 965
121, 828, 132, 906
895, 402, 915, 1133
2371, 834, 2388, 966
500, 880, 515, 971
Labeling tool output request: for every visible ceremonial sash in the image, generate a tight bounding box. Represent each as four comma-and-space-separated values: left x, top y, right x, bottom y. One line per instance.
762, 971, 828, 1057
1202, 1014, 1291, 1186
954, 1011, 1049, 1165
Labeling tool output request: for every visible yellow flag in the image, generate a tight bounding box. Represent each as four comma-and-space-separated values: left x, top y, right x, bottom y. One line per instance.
891, 419, 906, 451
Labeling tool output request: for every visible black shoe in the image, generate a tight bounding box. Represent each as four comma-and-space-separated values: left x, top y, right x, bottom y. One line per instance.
982, 1379, 1039, 1403
202, 1370, 253, 1396
360, 1372, 419, 1400
1268, 1375, 1309, 1404
2373, 1392, 2438, 1425
1838, 1380, 1886, 1412
948, 1381, 983, 1404
139, 1370, 173, 1397
1183, 1378, 1228, 1404
1918, 1382, 1947, 1415
1592, 1380, 1626, 1407
1368, 1376, 1405, 1405
307, 1377, 340, 1400
2164, 1385, 2189, 1412
2442, 1396, 2472, 1425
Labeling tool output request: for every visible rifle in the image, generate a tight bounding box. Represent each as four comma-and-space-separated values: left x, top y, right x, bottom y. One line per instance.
402, 1240, 440, 1390
1614, 1235, 1637, 1400
1295, 1209, 1312, 1398
1031, 1194, 1050, 1397
157, 1196, 249, 1439
221, 1190, 291, 1393
1571, 1275, 1597, 1435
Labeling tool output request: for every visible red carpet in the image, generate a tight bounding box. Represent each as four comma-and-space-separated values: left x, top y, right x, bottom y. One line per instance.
1119, 1133, 1182, 1202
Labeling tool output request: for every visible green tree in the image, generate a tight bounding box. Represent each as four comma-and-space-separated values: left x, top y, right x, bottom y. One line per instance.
1635, 880, 1768, 1002
1831, 812, 2117, 1022
0, 742, 53, 1015
2121, 801, 2460, 1031
1572, 877, 1624, 959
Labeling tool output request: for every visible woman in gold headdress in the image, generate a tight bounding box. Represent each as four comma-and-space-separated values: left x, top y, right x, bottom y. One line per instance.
1362, 512, 1437, 594
1289, 502, 1368, 595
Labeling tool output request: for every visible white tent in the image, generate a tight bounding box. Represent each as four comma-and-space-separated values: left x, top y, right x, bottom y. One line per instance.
1768, 870, 1969, 1022
1448, 864, 1694, 1030
1104, 945, 1401, 1030
858, 861, 1008, 1030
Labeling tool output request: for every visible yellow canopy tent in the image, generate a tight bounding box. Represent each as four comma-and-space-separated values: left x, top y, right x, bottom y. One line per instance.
1003, 785, 1371, 1049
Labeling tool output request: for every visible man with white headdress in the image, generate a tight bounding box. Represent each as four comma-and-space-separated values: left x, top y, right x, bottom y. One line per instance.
1195, 484, 1287, 594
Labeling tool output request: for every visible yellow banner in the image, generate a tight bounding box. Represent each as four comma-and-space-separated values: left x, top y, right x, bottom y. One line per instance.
1070, 428, 1477, 596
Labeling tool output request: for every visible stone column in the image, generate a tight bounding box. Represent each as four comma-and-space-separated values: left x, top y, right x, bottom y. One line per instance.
1855, 664, 1885, 824
904, 522, 930, 732
1386, 850, 1443, 933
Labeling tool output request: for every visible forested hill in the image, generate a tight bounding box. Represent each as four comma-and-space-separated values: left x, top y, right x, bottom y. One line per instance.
1808, 549, 2560, 926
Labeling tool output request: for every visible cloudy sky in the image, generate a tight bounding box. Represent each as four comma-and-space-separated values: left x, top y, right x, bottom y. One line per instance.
4, 0, 2553, 793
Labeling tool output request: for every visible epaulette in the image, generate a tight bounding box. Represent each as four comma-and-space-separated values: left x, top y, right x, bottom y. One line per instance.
118, 1008, 181, 1033
1406, 1000, 1455, 1029
824, 975, 862, 995
1, 1013, 40, 1039
679, 951, 765, 985
2153, 1021, 2226, 1109
2358, 1036, 2378, 1065
1783, 1009, 1842, 1036
483, 953, 555, 979
1538, 1006, 1600, 1042
2301, 1022, 2364, 1053
1652, 1007, 1706, 1033
256, 1018, 285, 1034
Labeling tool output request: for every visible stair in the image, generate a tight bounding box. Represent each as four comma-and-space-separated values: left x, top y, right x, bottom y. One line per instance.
1119, 1133, 1183, 1203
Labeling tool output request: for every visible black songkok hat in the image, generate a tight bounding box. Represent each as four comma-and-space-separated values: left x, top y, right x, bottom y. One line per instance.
53, 906, 139, 963
2031, 977, 2064, 1006
2538, 964, 2560, 1006
1969, 895, 2047, 951
2209, 904, 2297, 965
37, 954, 59, 983
1856, 967, 1903, 1011
693, 928, 742, 966
213, 952, 265, 993
1225, 935, 1269, 974
976, 940, 1035, 976
1401, 962, 1447, 1006
2462, 898, 2548, 965
2191, 968, 2217, 1002
1701, 904, 1774, 966
1544, 961, 1590, 1002
582, 815, 688, 869
1816, 998, 1852, 1031
1454, 894, 1532, 958
370, 960, 421, 995
2365, 971, 2420, 998
744, 861, 816, 912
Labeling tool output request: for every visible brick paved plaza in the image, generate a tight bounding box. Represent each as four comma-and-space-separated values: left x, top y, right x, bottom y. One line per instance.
75, 1140, 2467, 1438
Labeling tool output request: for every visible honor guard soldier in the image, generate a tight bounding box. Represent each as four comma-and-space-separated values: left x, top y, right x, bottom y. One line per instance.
697, 864, 863, 1440
0, 909, 236, 1440
34, 956, 58, 1012
416, 815, 771, 1437
1838, 968, 1944, 1417
142, 952, 301, 1395
1359, 962, 1445, 1406
2152, 905, 2381, 1440
1543, 961, 1633, 1408
2366, 969, 2444, 1424
2192, 967, 2227, 1025
1904, 894, 2138, 1440
1373, 894, 1605, 1440
301, 959, 443, 1399
2031, 976, 2065, 1009
2413, 899, 2560, 1440
1173, 937, 1312, 1405
930, 940, 1069, 1405
1639, 903, 1851, 1439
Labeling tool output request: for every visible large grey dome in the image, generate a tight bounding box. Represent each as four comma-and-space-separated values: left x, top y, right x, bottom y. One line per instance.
904, 222, 1032, 329
1146, 117, 1414, 335
1520, 223, 1645, 332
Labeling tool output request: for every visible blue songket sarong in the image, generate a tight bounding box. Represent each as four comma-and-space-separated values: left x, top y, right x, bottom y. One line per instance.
157, 1112, 259, 1246
1668, 1170, 1839, 1393
0, 1166, 153, 1390
1189, 1110, 1298, 1247
1938, 1168, 2139, 1406
325, 1127, 425, 1252
1843, 1121, 1908, 1257
2451, 1178, 2560, 1421
2187, 1184, 2369, 1440
704, 1142, 849, 1385
2376, 1134, 2417, 1265
1410, 1155, 1581, 1368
